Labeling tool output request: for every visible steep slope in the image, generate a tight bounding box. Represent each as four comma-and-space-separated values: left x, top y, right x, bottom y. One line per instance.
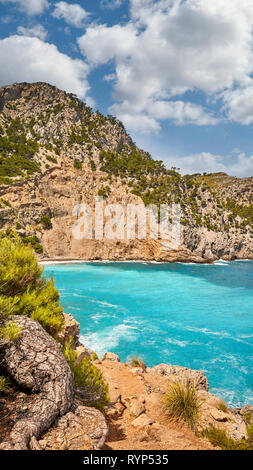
0, 82, 252, 261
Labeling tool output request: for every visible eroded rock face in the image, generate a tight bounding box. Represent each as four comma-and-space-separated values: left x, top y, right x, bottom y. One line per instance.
40, 404, 108, 450
58, 312, 81, 348
0, 316, 73, 450
148, 364, 209, 391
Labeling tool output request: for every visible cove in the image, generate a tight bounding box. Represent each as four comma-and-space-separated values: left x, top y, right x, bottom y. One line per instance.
44, 260, 253, 407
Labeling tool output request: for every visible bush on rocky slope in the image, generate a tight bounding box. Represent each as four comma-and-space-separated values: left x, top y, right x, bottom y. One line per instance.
0, 237, 63, 336
63, 338, 109, 412
202, 425, 253, 450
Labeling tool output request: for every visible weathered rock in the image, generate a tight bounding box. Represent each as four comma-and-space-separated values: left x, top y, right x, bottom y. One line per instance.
130, 398, 146, 418
74, 344, 94, 363
0, 316, 73, 450
129, 367, 144, 376
103, 352, 120, 362
42, 404, 108, 450
58, 312, 80, 348
132, 414, 153, 428
198, 391, 248, 441
240, 405, 253, 421
149, 364, 209, 391
210, 409, 228, 422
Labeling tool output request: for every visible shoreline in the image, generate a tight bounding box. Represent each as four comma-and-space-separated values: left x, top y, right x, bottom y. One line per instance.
39, 257, 253, 265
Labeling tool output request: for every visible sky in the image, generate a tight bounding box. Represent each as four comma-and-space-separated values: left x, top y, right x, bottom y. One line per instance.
1, 1, 253, 177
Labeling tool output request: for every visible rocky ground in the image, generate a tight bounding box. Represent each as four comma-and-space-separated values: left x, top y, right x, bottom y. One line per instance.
0, 313, 252, 451
95, 354, 250, 450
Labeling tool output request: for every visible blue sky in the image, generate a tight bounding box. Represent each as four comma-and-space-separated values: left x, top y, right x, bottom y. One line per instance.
1, 0, 253, 176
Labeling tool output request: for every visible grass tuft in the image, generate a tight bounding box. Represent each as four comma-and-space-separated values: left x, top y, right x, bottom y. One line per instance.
216, 399, 229, 413
129, 357, 146, 371
163, 379, 202, 429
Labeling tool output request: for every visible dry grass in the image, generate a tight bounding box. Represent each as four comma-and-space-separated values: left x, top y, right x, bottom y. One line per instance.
216, 399, 229, 413
129, 357, 146, 371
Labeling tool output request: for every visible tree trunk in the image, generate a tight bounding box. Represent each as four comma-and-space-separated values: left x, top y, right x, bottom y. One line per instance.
0, 316, 73, 450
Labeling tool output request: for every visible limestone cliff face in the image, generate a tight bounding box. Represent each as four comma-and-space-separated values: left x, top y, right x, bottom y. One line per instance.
0, 82, 252, 262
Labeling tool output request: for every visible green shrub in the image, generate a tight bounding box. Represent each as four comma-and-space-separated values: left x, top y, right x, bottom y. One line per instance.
0, 320, 22, 341
73, 159, 82, 169
0, 237, 43, 297
163, 379, 202, 429
0, 376, 9, 393
63, 339, 109, 411
40, 215, 52, 230
23, 235, 43, 254
0, 238, 63, 336
202, 426, 253, 450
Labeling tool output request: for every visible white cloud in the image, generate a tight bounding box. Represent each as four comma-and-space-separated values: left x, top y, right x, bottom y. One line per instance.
164, 151, 253, 177
100, 0, 124, 9
78, 23, 137, 66
150, 100, 218, 126
0, 35, 90, 99
52, 2, 89, 28
222, 86, 253, 125
17, 24, 48, 40
78, 0, 253, 133
0, 0, 49, 15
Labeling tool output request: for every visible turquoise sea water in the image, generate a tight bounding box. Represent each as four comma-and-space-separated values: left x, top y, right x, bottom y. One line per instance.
44, 260, 253, 407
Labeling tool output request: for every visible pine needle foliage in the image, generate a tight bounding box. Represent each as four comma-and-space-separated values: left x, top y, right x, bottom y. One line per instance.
0, 237, 63, 336
0, 320, 21, 341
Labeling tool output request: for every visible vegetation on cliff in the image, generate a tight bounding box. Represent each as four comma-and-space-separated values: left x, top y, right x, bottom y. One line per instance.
0, 237, 63, 336
0, 82, 253, 261
0, 237, 109, 414
63, 339, 109, 411
202, 425, 253, 450
0, 83, 253, 242
163, 379, 202, 429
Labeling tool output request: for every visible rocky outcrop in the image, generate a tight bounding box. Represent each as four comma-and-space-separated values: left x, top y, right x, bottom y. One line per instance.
148, 364, 209, 391
98, 356, 249, 449
38, 405, 108, 450
0, 315, 108, 450
0, 316, 73, 450
58, 312, 81, 348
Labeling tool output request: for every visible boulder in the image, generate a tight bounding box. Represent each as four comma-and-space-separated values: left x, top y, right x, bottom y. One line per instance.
149, 364, 209, 391
103, 352, 120, 362
0, 316, 73, 450
41, 405, 108, 450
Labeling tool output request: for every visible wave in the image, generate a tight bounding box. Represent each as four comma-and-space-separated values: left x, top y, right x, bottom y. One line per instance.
80, 323, 138, 357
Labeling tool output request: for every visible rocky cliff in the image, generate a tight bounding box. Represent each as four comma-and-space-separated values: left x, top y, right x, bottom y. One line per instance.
0, 82, 252, 262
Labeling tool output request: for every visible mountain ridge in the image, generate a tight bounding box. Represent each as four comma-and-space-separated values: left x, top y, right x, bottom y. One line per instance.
0, 81, 252, 262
